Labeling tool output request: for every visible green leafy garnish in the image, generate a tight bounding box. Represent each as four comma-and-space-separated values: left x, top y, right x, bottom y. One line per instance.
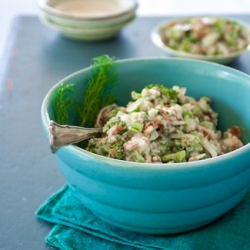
80, 55, 118, 127
51, 83, 76, 125
51, 55, 118, 127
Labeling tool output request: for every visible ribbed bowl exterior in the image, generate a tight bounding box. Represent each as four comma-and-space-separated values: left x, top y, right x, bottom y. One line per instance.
54, 146, 250, 234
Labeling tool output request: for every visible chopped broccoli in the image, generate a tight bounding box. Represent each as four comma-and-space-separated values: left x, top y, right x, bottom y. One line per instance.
162, 150, 187, 163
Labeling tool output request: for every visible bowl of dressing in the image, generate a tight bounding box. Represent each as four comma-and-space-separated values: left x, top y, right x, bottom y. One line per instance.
37, 0, 137, 40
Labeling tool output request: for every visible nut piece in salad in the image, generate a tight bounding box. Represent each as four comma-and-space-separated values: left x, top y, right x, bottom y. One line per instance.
87, 84, 244, 163
162, 17, 249, 56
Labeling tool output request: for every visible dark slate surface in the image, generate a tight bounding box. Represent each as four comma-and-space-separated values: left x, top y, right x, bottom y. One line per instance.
0, 15, 249, 250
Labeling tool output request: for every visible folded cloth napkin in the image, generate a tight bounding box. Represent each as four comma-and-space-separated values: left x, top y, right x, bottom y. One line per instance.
36, 185, 250, 250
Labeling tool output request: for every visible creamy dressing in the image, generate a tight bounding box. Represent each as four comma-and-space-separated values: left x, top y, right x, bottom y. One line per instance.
54, 0, 122, 18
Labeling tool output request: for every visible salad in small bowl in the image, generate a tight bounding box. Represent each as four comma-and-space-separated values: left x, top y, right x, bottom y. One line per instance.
151, 16, 250, 64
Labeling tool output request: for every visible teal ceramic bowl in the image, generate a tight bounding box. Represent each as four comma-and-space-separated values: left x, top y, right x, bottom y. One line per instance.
41, 58, 250, 234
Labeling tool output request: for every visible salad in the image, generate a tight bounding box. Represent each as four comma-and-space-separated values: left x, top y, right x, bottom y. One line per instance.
162, 17, 249, 56
87, 84, 243, 163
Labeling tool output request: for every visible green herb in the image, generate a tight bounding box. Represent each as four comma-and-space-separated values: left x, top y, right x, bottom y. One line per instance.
51, 83, 76, 125
51, 55, 118, 127
80, 55, 118, 127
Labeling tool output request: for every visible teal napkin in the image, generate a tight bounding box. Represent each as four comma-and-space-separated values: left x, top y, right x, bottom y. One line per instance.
36, 185, 250, 250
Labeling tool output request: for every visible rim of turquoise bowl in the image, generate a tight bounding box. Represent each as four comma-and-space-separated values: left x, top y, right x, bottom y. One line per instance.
37, 0, 138, 21
41, 57, 250, 170
151, 16, 250, 62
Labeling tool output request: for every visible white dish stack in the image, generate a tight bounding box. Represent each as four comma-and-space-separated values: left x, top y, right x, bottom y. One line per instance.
37, 0, 138, 40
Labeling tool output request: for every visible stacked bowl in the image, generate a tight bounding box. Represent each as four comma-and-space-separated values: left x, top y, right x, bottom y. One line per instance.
37, 0, 137, 40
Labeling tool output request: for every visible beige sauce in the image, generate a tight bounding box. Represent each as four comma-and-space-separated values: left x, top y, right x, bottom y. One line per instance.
54, 0, 122, 18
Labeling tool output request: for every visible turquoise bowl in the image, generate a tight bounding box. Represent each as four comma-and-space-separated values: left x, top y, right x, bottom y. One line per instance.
41, 58, 250, 234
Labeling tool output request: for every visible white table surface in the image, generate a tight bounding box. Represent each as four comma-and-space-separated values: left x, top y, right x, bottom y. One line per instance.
1, 0, 250, 62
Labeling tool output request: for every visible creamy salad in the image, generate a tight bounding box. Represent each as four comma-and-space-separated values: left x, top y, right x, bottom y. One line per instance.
87, 84, 243, 163
162, 17, 249, 56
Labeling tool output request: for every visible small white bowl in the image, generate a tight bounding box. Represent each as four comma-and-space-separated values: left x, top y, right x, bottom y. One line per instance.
37, 0, 137, 40
151, 17, 250, 64
37, 0, 137, 20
